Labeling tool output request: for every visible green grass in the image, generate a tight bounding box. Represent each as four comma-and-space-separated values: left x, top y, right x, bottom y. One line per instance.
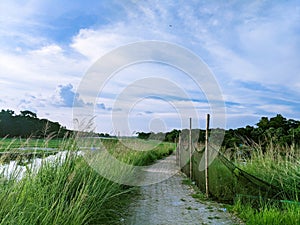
180, 140, 299, 224
207, 157, 237, 201
190, 150, 237, 202
232, 143, 300, 225
105, 138, 175, 166
0, 137, 63, 151
0, 137, 78, 164
182, 178, 193, 185
0, 136, 174, 224
233, 199, 300, 225
238, 145, 300, 200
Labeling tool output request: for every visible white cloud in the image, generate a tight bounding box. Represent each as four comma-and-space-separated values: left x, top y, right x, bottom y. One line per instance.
65, 1, 300, 131
70, 27, 136, 62
0, 43, 88, 97
0, 0, 300, 131
174, 1, 300, 89
31, 44, 63, 55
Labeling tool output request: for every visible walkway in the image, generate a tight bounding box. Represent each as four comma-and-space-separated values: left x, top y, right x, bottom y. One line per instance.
121, 154, 242, 225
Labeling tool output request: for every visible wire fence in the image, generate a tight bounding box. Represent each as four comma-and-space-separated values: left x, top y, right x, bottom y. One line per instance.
176, 127, 289, 204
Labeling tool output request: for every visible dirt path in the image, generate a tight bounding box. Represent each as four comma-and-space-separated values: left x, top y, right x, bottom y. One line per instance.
121, 154, 242, 225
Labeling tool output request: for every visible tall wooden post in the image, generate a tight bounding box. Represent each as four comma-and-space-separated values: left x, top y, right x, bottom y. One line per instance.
205, 114, 210, 198
178, 136, 181, 167
189, 117, 192, 179
175, 137, 178, 166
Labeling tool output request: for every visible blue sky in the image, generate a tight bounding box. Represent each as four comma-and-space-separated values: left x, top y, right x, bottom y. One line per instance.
0, 0, 300, 134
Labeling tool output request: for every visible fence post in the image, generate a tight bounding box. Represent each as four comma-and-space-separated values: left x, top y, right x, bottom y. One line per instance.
205, 114, 210, 198
178, 135, 181, 167
175, 137, 178, 166
189, 117, 192, 179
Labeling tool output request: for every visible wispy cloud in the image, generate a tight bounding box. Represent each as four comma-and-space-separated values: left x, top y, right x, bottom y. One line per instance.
0, 0, 299, 132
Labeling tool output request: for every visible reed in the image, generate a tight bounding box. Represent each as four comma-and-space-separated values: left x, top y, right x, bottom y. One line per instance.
0, 136, 174, 224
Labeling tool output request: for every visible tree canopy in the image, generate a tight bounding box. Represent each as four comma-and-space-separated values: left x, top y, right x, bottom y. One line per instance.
0, 109, 70, 138
2, 109, 299, 149
137, 114, 300, 149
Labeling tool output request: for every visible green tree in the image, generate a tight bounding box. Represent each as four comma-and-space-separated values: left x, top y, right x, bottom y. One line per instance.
20, 110, 37, 118
165, 129, 180, 142
257, 117, 269, 130
269, 114, 287, 129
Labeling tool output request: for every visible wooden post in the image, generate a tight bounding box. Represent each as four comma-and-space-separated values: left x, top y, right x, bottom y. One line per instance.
175, 137, 178, 166
178, 136, 181, 167
189, 117, 192, 179
205, 114, 210, 198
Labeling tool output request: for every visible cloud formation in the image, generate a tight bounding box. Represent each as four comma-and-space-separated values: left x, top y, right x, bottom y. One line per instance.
0, 0, 299, 133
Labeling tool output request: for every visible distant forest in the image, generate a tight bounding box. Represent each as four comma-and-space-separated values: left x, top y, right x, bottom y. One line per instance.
0, 109, 112, 139
137, 114, 300, 149
0, 109, 70, 138
224, 114, 300, 148
1, 109, 300, 149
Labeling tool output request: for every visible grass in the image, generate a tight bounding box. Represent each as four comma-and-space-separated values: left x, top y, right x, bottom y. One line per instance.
0, 136, 175, 224
238, 143, 300, 200
190, 150, 237, 202
0, 136, 77, 164
207, 157, 237, 202
179, 139, 300, 224
233, 199, 300, 225
231, 142, 300, 225
104, 138, 175, 166
0, 137, 63, 151
181, 177, 208, 202
182, 178, 193, 185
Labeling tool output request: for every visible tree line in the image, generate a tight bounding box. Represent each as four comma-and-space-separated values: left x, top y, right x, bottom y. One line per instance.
137, 114, 300, 149
0, 109, 70, 138
0, 109, 114, 139
224, 114, 300, 149
1, 109, 299, 148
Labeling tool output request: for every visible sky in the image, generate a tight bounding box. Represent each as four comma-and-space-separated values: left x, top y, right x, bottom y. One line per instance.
0, 0, 300, 135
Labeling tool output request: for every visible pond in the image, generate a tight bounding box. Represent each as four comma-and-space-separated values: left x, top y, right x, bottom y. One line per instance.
0, 150, 79, 180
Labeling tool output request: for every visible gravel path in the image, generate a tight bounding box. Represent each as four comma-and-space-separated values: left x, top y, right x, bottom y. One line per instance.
121, 154, 242, 225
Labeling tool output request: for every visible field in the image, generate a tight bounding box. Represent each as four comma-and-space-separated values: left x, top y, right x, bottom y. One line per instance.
0, 138, 63, 150
0, 137, 175, 224
1, 135, 299, 224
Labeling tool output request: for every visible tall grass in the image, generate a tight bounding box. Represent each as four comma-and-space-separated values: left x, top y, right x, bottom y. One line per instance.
232, 141, 300, 225
238, 142, 300, 200
233, 199, 300, 225
0, 136, 175, 224
0, 137, 63, 151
